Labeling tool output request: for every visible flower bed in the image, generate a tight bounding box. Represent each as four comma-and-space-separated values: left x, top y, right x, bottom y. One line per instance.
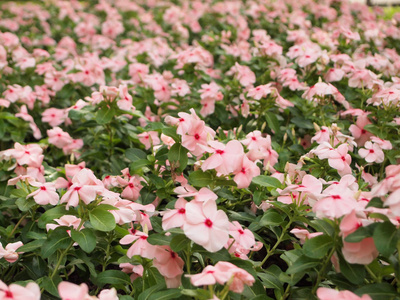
0, 0, 400, 299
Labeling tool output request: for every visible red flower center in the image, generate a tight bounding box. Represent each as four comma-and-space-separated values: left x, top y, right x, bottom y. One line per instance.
5, 291, 13, 298
216, 150, 224, 155
194, 133, 200, 140
74, 186, 81, 191
178, 208, 185, 214
204, 219, 213, 228
341, 156, 346, 161
238, 229, 244, 234
128, 183, 134, 188
40, 186, 46, 191
369, 149, 374, 153
332, 195, 341, 200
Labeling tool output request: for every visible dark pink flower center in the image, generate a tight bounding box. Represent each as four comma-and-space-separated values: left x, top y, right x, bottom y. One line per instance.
128, 183, 134, 188
5, 291, 13, 298
238, 229, 244, 234
178, 208, 185, 214
341, 156, 346, 161
332, 195, 341, 200
74, 186, 81, 191
369, 149, 374, 153
194, 133, 200, 140
40, 186, 46, 191
216, 149, 224, 155
204, 219, 213, 228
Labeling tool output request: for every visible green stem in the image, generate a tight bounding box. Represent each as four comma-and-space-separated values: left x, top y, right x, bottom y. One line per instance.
260, 219, 293, 267
311, 243, 336, 295
7, 211, 29, 240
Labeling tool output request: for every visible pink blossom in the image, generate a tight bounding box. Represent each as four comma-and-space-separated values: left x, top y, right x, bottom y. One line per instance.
214, 261, 255, 293
247, 84, 272, 100
317, 287, 372, 300
119, 229, 156, 259
58, 282, 90, 300
27, 181, 59, 205
117, 175, 143, 201
138, 131, 160, 150
358, 141, 384, 163
47, 127, 73, 148
152, 245, 184, 287
290, 228, 323, 244
229, 221, 256, 250
0, 280, 40, 300
0, 242, 23, 263
327, 144, 352, 176
161, 198, 188, 230
119, 263, 144, 281
233, 155, 260, 189
201, 140, 244, 176
42, 108, 67, 127
183, 200, 230, 252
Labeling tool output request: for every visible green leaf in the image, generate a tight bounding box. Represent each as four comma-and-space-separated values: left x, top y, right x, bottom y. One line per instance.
373, 221, 398, 257
168, 143, 188, 172
15, 197, 36, 212
96, 105, 115, 124
147, 233, 172, 246
41, 276, 61, 297
89, 208, 116, 232
188, 170, 213, 187
286, 255, 320, 274
181, 289, 210, 300
38, 206, 70, 229
126, 148, 147, 162
96, 270, 131, 286
258, 270, 283, 291
345, 226, 372, 243
41, 228, 71, 258
148, 289, 182, 300
253, 190, 264, 206
194, 245, 231, 262
303, 235, 333, 259
265, 111, 280, 133
170, 234, 191, 252
339, 253, 365, 284
138, 283, 165, 300
252, 175, 282, 188
18, 239, 45, 253
354, 283, 397, 300
71, 228, 96, 253
260, 209, 284, 226
161, 127, 180, 143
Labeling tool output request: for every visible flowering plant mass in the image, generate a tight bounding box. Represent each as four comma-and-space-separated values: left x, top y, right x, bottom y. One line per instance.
0, 0, 399, 299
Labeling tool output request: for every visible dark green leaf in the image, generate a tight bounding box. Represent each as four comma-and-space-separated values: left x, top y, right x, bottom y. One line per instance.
373, 221, 398, 257
18, 239, 45, 253
188, 170, 213, 187
170, 234, 191, 252
345, 226, 372, 243
147, 233, 172, 246
339, 253, 365, 284
126, 148, 147, 162
38, 206, 70, 229
71, 228, 96, 253
138, 283, 165, 300
41, 228, 71, 258
265, 111, 280, 133
15, 197, 36, 212
303, 235, 333, 259
41, 276, 61, 297
97, 270, 131, 286
148, 289, 182, 300
89, 208, 116, 232
286, 255, 320, 274
96, 105, 115, 124
168, 143, 188, 172
252, 175, 282, 188
260, 209, 284, 226
354, 283, 397, 300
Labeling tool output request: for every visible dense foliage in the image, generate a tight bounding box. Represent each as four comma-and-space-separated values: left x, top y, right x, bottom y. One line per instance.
0, 0, 400, 299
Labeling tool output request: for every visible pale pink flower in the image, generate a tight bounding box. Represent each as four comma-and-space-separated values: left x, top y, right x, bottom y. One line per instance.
58, 282, 90, 300
188, 265, 220, 286
290, 228, 323, 244
42, 108, 67, 127
201, 140, 244, 176
119, 229, 156, 259
327, 144, 352, 176
311, 126, 331, 144
317, 287, 372, 300
47, 127, 73, 148
0, 242, 23, 263
117, 175, 143, 201
120, 263, 144, 281
229, 221, 255, 250
152, 245, 184, 287
46, 215, 82, 232
138, 131, 160, 150
233, 155, 260, 189
27, 181, 59, 205
0, 280, 40, 300
181, 119, 215, 157
247, 84, 272, 100
161, 198, 188, 230
183, 200, 230, 252
60, 168, 104, 209
359, 141, 384, 163
214, 261, 255, 293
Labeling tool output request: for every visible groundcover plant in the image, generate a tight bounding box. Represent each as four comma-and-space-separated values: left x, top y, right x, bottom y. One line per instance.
0, 0, 399, 299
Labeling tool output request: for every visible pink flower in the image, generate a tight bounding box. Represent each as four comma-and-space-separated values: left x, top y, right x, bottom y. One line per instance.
247, 84, 272, 100
358, 141, 384, 163
117, 175, 143, 201
229, 221, 256, 250
214, 261, 255, 293
317, 287, 372, 300
290, 228, 323, 244
58, 282, 90, 300
0, 280, 40, 300
181, 119, 215, 157
120, 263, 144, 281
47, 127, 73, 148
327, 144, 352, 176
138, 131, 160, 150
188, 265, 220, 286
183, 200, 230, 252
201, 140, 244, 176
0, 242, 23, 263
161, 198, 188, 230
119, 229, 156, 259
27, 181, 59, 205
233, 156, 260, 189
60, 168, 104, 209
152, 245, 184, 288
